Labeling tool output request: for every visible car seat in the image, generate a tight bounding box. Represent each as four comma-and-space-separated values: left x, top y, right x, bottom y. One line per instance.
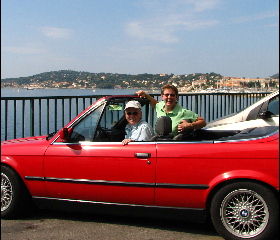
150, 116, 173, 141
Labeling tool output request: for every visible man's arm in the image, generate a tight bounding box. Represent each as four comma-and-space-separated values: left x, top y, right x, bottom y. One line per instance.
136, 90, 158, 108
178, 117, 206, 132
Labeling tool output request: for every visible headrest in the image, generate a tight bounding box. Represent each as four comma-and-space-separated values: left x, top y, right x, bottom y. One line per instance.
155, 116, 172, 136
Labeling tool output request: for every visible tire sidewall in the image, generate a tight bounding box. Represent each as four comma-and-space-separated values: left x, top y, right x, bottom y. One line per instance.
1, 165, 24, 218
210, 181, 279, 240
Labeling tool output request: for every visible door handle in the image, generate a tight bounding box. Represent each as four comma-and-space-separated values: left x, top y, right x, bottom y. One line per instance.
135, 153, 151, 159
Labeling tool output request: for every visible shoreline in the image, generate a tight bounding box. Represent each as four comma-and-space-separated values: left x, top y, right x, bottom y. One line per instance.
1, 86, 276, 94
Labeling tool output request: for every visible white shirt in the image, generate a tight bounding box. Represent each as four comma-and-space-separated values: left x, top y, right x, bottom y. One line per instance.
125, 120, 154, 141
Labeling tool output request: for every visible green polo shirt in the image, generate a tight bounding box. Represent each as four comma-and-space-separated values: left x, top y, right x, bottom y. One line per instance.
155, 101, 198, 135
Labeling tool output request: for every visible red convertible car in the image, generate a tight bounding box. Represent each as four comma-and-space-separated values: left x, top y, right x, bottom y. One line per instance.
1, 95, 279, 240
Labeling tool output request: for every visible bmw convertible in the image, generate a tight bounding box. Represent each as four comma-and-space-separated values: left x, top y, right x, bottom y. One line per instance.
1, 95, 279, 240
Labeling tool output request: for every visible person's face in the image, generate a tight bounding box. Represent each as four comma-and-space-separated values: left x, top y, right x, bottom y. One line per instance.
162, 88, 177, 109
125, 108, 142, 125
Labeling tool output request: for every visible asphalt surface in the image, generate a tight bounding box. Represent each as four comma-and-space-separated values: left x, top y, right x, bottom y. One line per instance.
1, 209, 224, 240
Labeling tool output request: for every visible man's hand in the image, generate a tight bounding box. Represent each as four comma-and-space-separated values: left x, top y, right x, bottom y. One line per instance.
122, 139, 134, 145
136, 90, 147, 98
135, 90, 158, 108
178, 117, 207, 132
177, 120, 193, 132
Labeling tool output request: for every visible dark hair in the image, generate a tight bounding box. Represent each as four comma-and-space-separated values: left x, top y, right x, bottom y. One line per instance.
161, 84, 179, 96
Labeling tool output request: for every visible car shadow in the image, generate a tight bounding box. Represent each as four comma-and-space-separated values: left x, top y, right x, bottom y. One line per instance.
7, 208, 279, 240
21, 208, 219, 237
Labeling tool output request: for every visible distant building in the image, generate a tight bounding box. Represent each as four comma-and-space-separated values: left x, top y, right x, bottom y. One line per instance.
192, 79, 207, 87
217, 77, 268, 88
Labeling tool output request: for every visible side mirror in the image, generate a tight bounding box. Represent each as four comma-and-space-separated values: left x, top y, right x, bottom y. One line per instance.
59, 128, 72, 141
258, 111, 273, 119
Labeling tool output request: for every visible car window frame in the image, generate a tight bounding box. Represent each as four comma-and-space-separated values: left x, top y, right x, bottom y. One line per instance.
246, 94, 279, 121
67, 102, 106, 143
266, 96, 279, 116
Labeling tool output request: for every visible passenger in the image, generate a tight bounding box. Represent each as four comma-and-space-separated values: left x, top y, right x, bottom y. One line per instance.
122, 100, 154, 145
136, 84, 206, 136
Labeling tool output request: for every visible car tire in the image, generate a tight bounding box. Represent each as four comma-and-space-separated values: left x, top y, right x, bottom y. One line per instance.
1, 165, 31, 219
210, 181, 279, 240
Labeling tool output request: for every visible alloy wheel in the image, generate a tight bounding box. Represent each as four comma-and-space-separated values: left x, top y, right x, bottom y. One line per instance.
220, 189, 269, 238
1, 173, 13, 212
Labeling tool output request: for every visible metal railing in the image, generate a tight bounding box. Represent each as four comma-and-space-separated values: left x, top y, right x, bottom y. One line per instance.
1, 92, 270, 141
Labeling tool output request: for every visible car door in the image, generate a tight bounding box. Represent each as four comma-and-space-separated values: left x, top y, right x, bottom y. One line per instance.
154, 141, 214, 208
44, 101, 156, 205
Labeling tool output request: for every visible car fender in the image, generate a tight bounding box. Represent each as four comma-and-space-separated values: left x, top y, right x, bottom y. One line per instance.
1, 155, 25, 185
1, 156, 19, 172
1, 154, 48, 197
207, 169, 278, 193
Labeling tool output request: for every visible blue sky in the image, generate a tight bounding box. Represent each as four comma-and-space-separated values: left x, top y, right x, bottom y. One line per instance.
1, 0, 279, 78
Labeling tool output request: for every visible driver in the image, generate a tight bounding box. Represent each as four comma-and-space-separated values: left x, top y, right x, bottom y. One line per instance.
122, 100, 154, 145
136, 84, 206, 136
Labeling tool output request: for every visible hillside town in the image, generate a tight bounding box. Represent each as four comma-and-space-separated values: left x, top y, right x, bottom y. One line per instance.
1, 70, 279, 93
183, 76, 279, 92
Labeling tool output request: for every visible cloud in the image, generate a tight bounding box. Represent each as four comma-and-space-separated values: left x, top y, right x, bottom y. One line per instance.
125, 21, 179, 43
140, 0, 221, 13
2, 46, 47, 55
40, 27, 73, 39
232, 10, 278, 24
125, 0, 220, 43
125, 17, 218, 43
188, 0, 221, 12
108, 45, 172, 58
265, 23, 279, 28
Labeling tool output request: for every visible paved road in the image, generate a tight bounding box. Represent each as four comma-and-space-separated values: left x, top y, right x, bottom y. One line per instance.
1, 209, 223, 240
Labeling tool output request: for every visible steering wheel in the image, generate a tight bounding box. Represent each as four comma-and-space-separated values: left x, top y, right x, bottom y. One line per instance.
95, 126, 108, 140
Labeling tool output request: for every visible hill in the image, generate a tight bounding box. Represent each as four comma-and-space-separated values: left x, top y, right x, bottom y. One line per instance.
270, 73, 279, 79
1, 70, 224, 89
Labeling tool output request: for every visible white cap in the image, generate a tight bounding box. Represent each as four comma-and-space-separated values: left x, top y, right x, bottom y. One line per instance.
124, 100, 142, 110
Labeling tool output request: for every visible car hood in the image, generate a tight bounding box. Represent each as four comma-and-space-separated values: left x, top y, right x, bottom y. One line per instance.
2, 135, 46, 144
1, 135, 49, 156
